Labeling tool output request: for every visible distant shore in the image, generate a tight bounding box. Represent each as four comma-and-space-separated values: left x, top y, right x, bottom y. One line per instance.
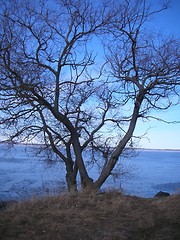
0, 142, 180, 152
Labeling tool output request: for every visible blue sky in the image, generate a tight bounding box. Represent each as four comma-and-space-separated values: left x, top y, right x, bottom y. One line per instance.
135, 0, 180, 149
0, 0, 179, 150
153, 0, 180, 36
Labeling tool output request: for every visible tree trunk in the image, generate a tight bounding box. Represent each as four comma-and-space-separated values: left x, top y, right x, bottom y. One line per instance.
65, 156, 79, 192
71, 132, 94, 189
66, 172, 77, 192
93, 91, 145, 191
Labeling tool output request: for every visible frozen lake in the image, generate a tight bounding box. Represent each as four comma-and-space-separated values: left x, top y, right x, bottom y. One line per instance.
0, 144, 180, 200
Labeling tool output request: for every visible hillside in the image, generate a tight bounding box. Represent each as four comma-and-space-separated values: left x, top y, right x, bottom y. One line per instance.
0, 191, 180, 240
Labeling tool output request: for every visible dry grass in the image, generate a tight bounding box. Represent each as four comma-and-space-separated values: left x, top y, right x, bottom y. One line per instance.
0, 191, 180, 240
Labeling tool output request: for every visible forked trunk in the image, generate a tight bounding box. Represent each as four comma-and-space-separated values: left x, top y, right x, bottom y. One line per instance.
71, 132, 95, 190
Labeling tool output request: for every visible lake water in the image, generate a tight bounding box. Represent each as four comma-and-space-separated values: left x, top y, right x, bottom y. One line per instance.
0, 144, 180, 200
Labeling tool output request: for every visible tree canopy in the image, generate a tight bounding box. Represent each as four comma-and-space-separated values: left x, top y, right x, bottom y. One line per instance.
0, 0, 180, 192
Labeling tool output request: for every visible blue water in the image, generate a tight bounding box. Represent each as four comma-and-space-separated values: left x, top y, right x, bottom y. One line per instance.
0, 145, 179, 200
110, 150, 180, 197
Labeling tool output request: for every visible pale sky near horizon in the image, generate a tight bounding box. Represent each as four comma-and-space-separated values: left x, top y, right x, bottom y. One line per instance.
134, 0, 180, 150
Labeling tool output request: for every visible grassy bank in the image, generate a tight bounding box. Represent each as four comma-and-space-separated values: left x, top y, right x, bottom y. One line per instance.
0, 191, 180, 240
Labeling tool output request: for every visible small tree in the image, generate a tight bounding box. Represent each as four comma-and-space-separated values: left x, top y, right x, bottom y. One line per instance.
0, 0, 179, 192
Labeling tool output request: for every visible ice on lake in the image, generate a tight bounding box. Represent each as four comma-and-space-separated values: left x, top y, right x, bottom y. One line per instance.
0, 144, 67, 201
0, 144, 180, 200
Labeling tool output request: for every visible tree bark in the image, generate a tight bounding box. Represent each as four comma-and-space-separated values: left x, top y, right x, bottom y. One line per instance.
71, 133, 94, 189
66, 172, 77, 192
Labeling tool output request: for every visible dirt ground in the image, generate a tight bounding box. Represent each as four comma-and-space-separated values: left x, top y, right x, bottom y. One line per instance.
0, 191, 180, 240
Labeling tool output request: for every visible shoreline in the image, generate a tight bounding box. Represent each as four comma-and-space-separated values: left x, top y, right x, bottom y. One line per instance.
0, 142, 180, 152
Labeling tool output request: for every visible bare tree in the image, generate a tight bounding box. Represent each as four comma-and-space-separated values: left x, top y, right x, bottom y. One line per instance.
0, 0, 179, 192
94, 0, 180, 188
